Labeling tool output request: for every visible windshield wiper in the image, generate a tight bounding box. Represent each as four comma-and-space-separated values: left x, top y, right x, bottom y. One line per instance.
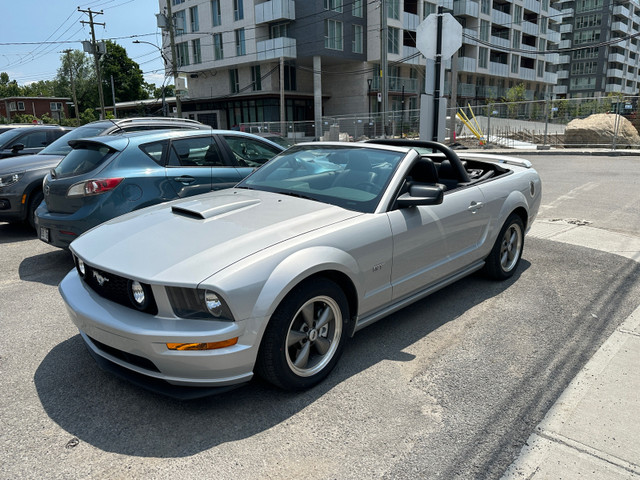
274, 190, 318, 202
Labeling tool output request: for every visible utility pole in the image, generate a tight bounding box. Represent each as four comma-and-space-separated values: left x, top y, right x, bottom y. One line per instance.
380, 0, 389, 137
63, 49, 80, 125
78, 7, 106, 119
280, 56, 286, 135
164, 0, 182, 117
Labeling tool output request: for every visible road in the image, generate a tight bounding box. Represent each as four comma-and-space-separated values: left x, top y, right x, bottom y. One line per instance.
1, 155, 638, 479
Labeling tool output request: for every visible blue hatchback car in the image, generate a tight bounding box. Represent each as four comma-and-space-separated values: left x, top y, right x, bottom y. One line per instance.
36, 129, 284, 248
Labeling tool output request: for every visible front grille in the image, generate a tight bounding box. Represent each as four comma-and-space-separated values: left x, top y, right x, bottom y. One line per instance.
88, 335, 160, 372
80, 262, 158, 315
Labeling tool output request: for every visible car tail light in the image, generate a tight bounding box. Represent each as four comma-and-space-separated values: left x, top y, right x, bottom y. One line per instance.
67, 178, 124, 197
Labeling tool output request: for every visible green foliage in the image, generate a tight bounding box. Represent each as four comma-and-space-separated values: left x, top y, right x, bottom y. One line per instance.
101, 40, 148, 103
79, 107, 98, 124
502, 83, 526, 119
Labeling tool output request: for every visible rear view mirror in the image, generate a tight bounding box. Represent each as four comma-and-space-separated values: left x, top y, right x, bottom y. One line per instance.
397, 184, 444, 208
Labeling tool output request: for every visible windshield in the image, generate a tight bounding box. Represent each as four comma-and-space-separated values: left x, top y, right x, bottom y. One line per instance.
0, 128, 25, 147
238, 145, 405, 213
39, 125, 107, 156
53, 143, 115, 179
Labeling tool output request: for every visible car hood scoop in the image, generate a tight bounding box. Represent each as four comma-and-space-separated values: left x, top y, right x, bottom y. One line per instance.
70, 189, 362, 286
171, 197, 261, 220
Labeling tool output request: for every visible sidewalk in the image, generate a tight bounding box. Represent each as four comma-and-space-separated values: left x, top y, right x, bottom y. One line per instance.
464, 147, 640, 157
502, 220, 640, 479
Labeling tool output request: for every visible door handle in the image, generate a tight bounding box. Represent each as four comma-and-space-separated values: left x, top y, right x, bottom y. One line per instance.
174, 176, 196, 184
468, 201, 484, 213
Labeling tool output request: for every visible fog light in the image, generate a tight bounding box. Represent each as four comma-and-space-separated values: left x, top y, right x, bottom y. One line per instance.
204, 290, 223, 317
166, 338, 238, 350
128, 280, 150, 311
77, 259, 85, 276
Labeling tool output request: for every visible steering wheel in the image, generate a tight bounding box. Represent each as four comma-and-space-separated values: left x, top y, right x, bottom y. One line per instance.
364, 139, 470, 183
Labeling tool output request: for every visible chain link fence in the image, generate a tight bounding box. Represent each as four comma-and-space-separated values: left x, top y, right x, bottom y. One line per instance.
238, 95, 640, 149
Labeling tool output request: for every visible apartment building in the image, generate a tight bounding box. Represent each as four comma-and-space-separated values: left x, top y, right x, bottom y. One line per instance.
157, 0, 562, 130
554, 0, 640, 98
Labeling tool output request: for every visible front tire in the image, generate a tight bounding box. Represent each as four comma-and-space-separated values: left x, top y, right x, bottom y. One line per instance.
27, 190, 44, 230
484, 213, 524, 280
256, 279, 350, 391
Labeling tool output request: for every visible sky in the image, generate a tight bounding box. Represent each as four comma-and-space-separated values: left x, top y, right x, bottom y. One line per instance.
0, 0, 167, 87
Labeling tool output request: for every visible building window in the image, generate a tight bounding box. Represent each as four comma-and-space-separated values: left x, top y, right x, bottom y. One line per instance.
284, 63, 296, 91
234, 0, 244, 20
479, 47, 488, 68
271, 23, 289, 38
324, 0, 343, 12
575, 14, 602, 29
388, 0, 400, 19
513, 5, 522, 25
388, 26, 400, 54
352, 0, 363, 17
235, 28, 246, 56
572, 47, 599, 60
574, 29, 601, 45
176, 41, 189, 66
17, 101, 25, 111
352, 24, 363, 53
423, 1, 436, 18
173, 10, 186, 35
541, 0, 549, 10
172, 0, 184, 5
189, 6, 199, 32
571, 61, 598, 74
211, 0, 221, 26
8, 102, 16, 111
50, 102, 63, 111
511, 54, 519, 74
324, 19, 343, 50
229, 69, 240, 94
540, 18, 547, 34
213, 33, 224, 60
480, 20, 490, 41
192, 39, 202, 64
481, 0, 490, 14
251, 65, 262, 91
512, 31, 520, 49
537, 61, 544, 77
539, 38, 546, 52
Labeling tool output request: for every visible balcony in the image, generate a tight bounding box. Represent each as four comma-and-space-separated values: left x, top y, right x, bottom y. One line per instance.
560, 23, 572, 33
453, 0, 480, 17
519, 67, 536, 80
609, 52, 626, 63
402, 46, 423, 65
524, 0, 540, 13
522, 21, 538, 35
458, 82, 476, 96
556, 70, 568, 79
559, 54, 570, 64
546, 30, 561, 43
491, 10, 511, 25
605, 84, 623, 93
458, 56, 477, 72
371, 76, 419, 93
559, 39, 571, 49
463, 27, 478, 45
544, 71, 558, 83
611, 21, 628, 33
257, 37, 296, 60
607, 68, 625, 78
546, 52, 560, 63
491, 35, 510, 48
255, 0, 295, 24
403, 11, 419, 31
489, 61, 509, 76
553, 84, 568, 94
613, 5, 630, 18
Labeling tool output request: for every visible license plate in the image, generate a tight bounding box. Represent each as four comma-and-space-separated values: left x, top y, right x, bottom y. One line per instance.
40, 227, 50, 243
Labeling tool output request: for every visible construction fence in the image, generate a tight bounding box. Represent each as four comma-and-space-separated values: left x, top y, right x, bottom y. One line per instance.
240, 95, 640, 150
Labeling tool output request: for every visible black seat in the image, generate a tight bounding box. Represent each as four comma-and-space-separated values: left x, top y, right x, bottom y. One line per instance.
332, 151, 376, 189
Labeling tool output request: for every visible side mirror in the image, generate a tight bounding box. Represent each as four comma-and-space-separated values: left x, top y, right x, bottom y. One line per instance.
11, 143, 25, 153
397, 184, 444, 208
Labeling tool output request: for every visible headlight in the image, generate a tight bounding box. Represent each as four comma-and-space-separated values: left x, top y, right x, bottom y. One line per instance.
0, 172, 24, 188
166, 287, 234, 320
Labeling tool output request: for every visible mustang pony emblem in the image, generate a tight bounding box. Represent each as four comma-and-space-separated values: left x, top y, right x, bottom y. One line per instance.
92, 271, 109, 286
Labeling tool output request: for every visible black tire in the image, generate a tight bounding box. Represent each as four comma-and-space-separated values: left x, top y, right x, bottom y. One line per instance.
484, 213, 525, 280
256, 278, 350, 391
27, 190, 44, 230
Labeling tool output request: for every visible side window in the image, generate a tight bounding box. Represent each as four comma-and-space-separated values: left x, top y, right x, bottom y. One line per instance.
223, 135, 281, 167
139, 140, 168, 166
168, 136, 219, 167
15, 130, 49, 148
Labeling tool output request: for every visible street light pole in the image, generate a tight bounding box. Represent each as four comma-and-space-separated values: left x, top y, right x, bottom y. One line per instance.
133, 40, 170, 116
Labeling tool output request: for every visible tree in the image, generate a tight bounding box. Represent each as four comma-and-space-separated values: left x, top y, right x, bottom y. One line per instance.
100, 40, 148, 104
503, 83, 526, 119
0, 72, 21, 98
55, 50, 99, 116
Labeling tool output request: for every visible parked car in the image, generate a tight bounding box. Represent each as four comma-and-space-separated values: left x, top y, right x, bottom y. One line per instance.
0, 124, 73, 159
59, 140, 542, 398
36, 129, 284, 247
0, 117, 211, 229
257, 133, 294, 148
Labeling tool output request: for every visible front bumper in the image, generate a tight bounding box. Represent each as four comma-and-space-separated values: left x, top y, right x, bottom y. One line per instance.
0, 191, 26, 223
59, 270, 259, 395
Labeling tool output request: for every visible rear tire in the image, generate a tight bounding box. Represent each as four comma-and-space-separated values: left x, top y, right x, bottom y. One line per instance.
484, 213, 524, 280
256, 279, 349, 391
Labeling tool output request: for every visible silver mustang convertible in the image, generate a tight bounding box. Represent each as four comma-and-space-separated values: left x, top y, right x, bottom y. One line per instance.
59, 140, 541, 398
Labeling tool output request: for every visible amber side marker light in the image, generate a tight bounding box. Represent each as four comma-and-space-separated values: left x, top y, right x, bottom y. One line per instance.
167, 338, 238, 351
